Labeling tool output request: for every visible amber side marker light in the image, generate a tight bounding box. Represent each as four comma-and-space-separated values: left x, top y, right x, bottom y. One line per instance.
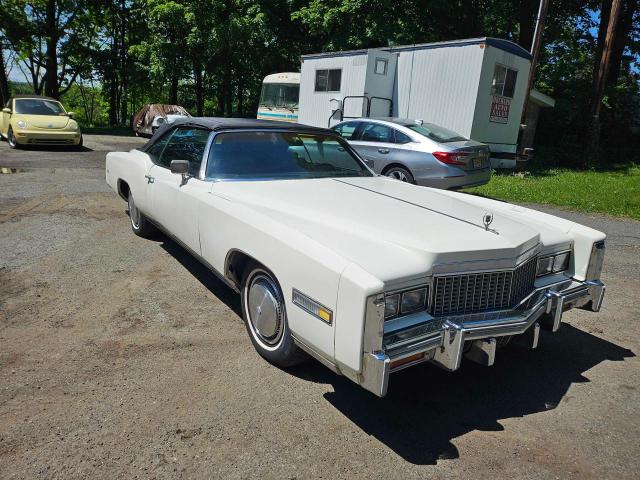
390, 352, 425, 370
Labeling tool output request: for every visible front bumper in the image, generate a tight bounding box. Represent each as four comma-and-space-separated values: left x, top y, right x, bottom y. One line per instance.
360, 277, 605, 397
14, 129, 81, 145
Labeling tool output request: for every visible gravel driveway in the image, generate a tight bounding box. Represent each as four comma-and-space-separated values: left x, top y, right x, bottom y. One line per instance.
1, 136, 638, 479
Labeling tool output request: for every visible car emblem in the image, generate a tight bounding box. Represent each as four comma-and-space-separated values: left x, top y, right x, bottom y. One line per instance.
483, 212, 494, 230
47, 123, 53, 128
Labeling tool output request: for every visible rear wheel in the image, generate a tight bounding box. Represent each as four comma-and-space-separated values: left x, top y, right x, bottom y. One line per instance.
384, 165, 415, 184
7, 127, 20, 149
127, 191, 156, 238
241, 265, 307, 367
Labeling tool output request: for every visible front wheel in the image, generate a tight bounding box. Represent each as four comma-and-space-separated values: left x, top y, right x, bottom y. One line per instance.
128, 191, 156, 238
384, 165, 415, 184
241, 266, 307, 367
7, 127, 20, 149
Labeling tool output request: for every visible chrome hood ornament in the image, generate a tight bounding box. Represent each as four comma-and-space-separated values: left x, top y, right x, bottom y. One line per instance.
483, 212, 494, 231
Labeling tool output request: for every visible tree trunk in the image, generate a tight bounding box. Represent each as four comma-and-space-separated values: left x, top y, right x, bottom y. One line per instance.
194, 63, 203, 116
169, 76, 178, 104
44, 0, 59, 98
223, 65, 232, 116
108, 4, 119, 126
119, 0, 128, 126
461, 0, 480, 37
607, 0, 637, 86
592, 0, 612, 87
0, 49, 10, 106
237, 75, 244, 117
517, 0, 538, 50
588, 0, 623, 166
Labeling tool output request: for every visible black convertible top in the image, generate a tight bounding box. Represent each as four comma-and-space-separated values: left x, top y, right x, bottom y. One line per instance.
140, 117, 336, 152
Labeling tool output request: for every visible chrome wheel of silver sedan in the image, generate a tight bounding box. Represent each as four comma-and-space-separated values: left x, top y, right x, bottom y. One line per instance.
385, 166, 415, 184
245, 271, 285, 350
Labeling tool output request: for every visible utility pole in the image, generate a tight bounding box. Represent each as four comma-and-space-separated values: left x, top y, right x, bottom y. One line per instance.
588, 0, 623, 165
521, 0, 549, 124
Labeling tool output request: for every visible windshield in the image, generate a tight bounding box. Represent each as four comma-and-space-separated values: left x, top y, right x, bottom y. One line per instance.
259, 83, 299, 109
408, 123, 467, 143
14, 99, 66, 116
205, 131, 373, 180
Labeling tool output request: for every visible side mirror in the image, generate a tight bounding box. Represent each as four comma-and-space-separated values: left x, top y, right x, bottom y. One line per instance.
170, 159, 191, 185
2, 108, 11, 114
67, 111, 75, 119
170, 159, 189, 174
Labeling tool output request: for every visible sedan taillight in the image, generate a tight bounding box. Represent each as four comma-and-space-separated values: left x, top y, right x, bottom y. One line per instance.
432, 151, 469, 166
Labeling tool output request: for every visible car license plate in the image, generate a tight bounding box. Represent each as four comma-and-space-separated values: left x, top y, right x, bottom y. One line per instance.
473, 158, 483, 169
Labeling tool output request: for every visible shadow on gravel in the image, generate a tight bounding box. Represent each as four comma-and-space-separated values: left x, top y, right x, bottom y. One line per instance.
291, 325, 634, 465
158, 236, 242, 316
11, 145, 94, 152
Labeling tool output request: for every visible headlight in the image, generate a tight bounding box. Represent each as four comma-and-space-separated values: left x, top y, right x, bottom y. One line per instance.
68, 121, 79, 131
384, 286, 428, 320
537, 251, 571, 277
16, 120, 27, 129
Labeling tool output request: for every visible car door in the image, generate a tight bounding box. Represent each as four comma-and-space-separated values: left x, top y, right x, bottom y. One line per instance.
346, 121, 398, 173
146, 127, 212, 254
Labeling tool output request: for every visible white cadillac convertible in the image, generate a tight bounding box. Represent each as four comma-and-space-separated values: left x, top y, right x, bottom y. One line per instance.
106, 118, 606, 397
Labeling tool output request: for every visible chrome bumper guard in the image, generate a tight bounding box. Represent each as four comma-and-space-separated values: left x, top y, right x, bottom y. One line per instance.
361, 278, 605, 397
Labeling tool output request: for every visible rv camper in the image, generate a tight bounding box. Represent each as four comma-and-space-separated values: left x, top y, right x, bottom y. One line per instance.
257, 72, 300, 123
297, 38, 533, 167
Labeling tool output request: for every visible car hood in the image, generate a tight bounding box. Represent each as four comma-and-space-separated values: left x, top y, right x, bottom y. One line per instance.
212, 177, 571, 282
14, 114, 70, 130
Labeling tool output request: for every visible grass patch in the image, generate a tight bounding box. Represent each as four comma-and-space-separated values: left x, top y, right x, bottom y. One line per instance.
465, 165, 640, 220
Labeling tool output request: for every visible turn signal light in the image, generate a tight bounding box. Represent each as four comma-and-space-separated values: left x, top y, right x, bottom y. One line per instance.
390, 352, 425, 370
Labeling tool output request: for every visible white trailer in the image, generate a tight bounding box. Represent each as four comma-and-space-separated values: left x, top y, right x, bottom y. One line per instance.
298, 38, 532, 167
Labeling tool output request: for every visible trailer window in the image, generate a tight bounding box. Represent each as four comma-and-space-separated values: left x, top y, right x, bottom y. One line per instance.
374, 58, 388, 75
491, 65, 518, 98
315, 69, 342, 92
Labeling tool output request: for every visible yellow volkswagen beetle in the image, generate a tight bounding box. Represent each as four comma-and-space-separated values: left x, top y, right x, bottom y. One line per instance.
0, 95, 83, 149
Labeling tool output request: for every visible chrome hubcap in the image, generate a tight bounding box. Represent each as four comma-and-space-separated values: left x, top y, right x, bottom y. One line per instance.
128, 194, 141, 228
247, 273, 284, 347
387, 170, 409, 182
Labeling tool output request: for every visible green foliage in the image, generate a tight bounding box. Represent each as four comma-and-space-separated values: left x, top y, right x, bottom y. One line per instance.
1, 0, 638, 167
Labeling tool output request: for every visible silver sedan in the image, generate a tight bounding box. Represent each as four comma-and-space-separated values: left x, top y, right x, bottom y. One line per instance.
332, 118, 491, 189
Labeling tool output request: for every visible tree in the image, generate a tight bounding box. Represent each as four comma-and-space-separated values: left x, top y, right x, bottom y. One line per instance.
0, 0, 100, 99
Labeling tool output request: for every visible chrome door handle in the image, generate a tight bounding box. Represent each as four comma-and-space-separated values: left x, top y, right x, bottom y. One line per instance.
378, 148, 389, 154
145, 175, 154, 184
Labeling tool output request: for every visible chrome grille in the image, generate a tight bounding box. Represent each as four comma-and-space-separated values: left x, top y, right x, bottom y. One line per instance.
432, 256, 537, 316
